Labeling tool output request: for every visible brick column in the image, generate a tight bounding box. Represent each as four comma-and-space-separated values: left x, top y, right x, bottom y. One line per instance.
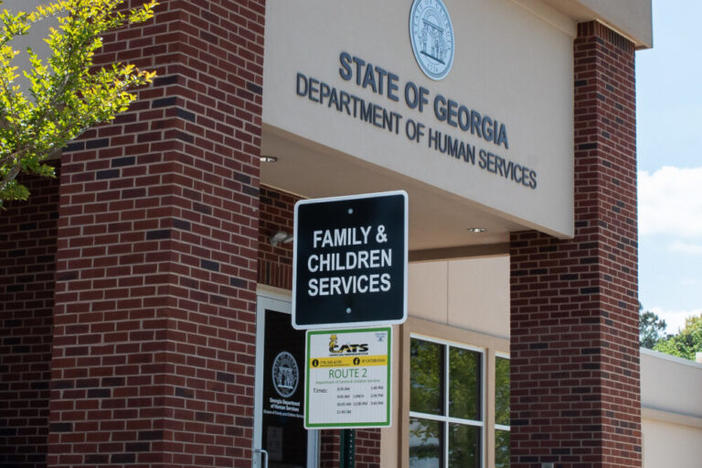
510, 22, 640, 467
48, 0, 264, 466
0, 173, 59, 467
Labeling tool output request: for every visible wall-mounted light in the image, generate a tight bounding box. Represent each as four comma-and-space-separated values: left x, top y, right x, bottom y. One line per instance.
270, 230, 294, 247
260, 155, 278, 163
467, 227, 487, 233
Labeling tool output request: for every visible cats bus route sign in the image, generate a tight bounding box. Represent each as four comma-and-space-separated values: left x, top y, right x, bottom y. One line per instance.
291, 191, 407, 429
304, 326, 392, 429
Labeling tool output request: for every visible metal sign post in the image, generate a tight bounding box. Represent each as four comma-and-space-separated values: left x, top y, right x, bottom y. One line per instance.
339, 429, 355, 468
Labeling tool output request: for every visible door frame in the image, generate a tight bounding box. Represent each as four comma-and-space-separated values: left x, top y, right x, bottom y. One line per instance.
253, 288, 319, 468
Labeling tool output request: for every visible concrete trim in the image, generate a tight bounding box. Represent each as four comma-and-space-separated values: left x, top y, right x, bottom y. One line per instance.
642, 407, 702, 430
409, 243, 510, 261
641, 347, 702, 369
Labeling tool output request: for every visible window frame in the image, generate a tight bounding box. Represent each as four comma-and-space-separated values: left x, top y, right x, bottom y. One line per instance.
408, 335, 486, 467
400, 316, 509, 468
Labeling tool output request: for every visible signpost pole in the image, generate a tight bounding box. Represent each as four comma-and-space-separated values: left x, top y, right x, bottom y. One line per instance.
339, 429, 355, 468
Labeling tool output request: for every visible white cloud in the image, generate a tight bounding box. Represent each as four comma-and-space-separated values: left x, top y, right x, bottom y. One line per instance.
639, 166, 702, 237
649, 306, 702, 334
669, 240, 702, 255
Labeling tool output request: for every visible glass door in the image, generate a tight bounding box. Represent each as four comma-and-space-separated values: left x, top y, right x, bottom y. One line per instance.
254, 293, 318, 468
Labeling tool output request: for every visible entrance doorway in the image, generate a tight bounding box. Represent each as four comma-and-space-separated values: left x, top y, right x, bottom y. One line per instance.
254, 292, 319, 468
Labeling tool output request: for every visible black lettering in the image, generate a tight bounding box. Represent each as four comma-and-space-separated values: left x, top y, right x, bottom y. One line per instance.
434, 94, 447, 122
418, 86, 429, 113
362, 64, 377, 93
320, 82, 330, 105
387, 72, 399, 102
405, 81, 418, 109
428, 128, 440, 150
340, 90, 351, 115
339, 52, 352, 81
447, 135, 459, 158
446, 99, 458, 127
471, 110, 482, 138
360, 100, 373, 123
328, 87, 340, 111
352, 56, 366, 86
375, 66, 387, 95
482, 115, 494, 142
478, 149, 487, 169
497, 123, 509, 149
458, 105, 470, 131
309, 78, 320, 103
373, 104, 383, 128
513, 163, 523, 183
464, 144, 475, 164
296, 73, 308, 96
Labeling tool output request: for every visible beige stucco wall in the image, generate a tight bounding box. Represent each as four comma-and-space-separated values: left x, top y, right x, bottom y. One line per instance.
642, 419, 702, 468
641, 349, 702, 468
264, 0, 575, 239
408, 256, 510, 338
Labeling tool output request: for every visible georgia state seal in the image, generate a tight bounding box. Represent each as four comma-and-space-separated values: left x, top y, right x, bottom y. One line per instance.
409, 0, 455, 80
271, 351, 299, 398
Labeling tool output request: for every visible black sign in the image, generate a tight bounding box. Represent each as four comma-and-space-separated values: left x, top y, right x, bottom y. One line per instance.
261, 309, 308, 464
263, 310, 305, 418
292, 191, 408, 329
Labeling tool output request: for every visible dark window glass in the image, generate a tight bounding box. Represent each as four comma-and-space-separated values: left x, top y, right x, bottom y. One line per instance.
448, 423, 480, 468
495, 430, 510, 468
410, 339, 443, 415
409, 417, 442, 468
449, 347, 481, 421
495, 356, 510, 426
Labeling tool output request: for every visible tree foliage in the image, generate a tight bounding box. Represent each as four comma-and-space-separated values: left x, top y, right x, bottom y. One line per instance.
639, 307, 668, 349
654, 314, 702, 360
0, 0, 157, 206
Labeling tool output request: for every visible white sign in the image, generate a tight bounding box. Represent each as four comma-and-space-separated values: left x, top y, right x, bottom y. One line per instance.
304, 327, 392, 429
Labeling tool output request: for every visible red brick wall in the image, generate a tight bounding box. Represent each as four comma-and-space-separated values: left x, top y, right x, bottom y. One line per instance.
258, 186, 299, 290
319, 430, 381, 468
48, 0, 264, 466
510, 22, 640, 467
0, 172, 59, 467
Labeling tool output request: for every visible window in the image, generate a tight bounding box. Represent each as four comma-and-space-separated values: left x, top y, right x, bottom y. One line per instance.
409, 337, 484, 467
494, 355, 510, 468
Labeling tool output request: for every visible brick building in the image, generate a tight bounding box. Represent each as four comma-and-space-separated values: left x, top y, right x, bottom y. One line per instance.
5, 1, 696, 468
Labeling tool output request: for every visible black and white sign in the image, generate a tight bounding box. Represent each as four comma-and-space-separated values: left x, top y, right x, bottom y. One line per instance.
292, 191, 408, 329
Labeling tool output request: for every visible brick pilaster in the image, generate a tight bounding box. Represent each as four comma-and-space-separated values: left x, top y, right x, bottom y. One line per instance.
0, 172, 59, 467
48, 0, 264, 466
510, 21, 640, 467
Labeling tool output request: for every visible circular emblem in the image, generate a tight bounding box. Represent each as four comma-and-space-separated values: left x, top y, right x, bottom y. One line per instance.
409, 0, 455, 80
271, 351, 299, 398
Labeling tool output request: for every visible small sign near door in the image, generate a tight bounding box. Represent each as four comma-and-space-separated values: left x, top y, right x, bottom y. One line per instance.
304, 327, 392, 429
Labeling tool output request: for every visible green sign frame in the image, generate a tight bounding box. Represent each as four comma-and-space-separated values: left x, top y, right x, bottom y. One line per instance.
304, 327, 392, 429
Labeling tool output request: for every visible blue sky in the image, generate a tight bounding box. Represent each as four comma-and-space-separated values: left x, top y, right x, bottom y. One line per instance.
636, 0, 702, 332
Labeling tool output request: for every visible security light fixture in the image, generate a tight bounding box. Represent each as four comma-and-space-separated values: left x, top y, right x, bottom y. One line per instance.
467, 227, 487, 233
260, 155, 278, 163
270, 230, 294, 247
